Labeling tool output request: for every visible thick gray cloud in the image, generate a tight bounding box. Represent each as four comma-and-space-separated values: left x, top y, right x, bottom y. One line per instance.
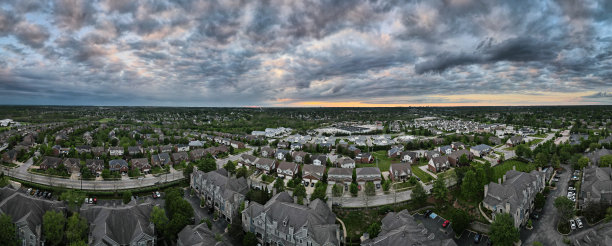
0, 0, 610, 106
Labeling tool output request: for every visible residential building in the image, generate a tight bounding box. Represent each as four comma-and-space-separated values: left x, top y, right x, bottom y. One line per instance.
312, 155, 327, 166
389, 163, 411, 182
447, 149, 473, 166
302, 164, 325, 185
172, 152, 189, 165
177, 223, 227, 246
176, 144, 190, 152
355, 153, 373, 163
109, 159, 129, 173
151, 153, 171, 166
428, 156, 449, 173
80, 203, 156, 246
438, 145, 453, 155
470, 144, 493, 157
131, 158, 151, 173
242, 192, 341, 246
159, 145, 173, 153
335, 157, 355, 168
0, 187, 66, 246
189, 140, 205, 148
327, 168, 353, 185
276, 149, 290, 160
400, 151, 417, 164
39, 156, 62, 170
362, 209, 457, 246
240, 154, 257, 166
579, 166, 612, 209
277, 161, 299, 179
506, 136, 524, 147
1, 149, 17, 163
585, 148, 612, 166
255, 158, 278, 174
127, 146, 142, 156
292, 151, 307, 163
191, 168, 248, 223
85, 159, 104, 175
356, 167, 382, 186
261, 147, 275, 158
483, 170, 545, 228
63, 158, 81, 173
108, 146, 124, 156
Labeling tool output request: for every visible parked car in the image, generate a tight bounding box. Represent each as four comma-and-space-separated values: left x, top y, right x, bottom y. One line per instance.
92, 197, 97, 204
304, 182, 309, 187
568, 187, 576, 191
310, 182, 315, 187
474, 233, 482, 244
576, 218, 583, 229
376, 183, 381, 189
570, 220, 576, 230
85, 197, 90, 204
46, 192, 52, 199
424, 210, 433, 217
26, 188, 32, 195
30, 189, 36, 195
416, 177, 421, 181
442, 220, 450, 228
152, 192, 158, 198
530, 213, 540, 220
155, 191, 161, 198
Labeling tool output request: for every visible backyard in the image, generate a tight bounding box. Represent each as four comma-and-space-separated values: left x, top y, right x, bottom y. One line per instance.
491, 160, 535, 182
411, 165, 434, 183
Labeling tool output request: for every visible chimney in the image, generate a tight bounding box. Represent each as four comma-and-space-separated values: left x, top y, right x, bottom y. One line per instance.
498, 178, 502, 184
538, 167, 542, 172
505, 202, 510, 214
484, 184, 488, 197
503, 174, 506, 183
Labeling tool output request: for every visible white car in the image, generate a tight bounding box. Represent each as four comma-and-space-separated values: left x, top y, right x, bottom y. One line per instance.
568, 187, 576, 191
570, 220, 576, 230
576, 218, 583, 228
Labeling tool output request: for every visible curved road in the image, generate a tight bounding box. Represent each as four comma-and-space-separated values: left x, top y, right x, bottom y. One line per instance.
4, 157, 185, 191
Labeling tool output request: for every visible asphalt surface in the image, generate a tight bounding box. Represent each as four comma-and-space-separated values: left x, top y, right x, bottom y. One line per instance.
521, 164, 571, 245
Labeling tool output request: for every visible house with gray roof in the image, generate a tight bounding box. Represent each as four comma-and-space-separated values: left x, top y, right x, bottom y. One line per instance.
86, 159, 104, 175
242, 192, 341, 246
275, 149, 291, 160
261, 147, 275, 158
483, 169, 545, 228
63, 158, 81, 174
241, 154, 257, 166
313, 155, 327, 166
0, 187, 66, 246
109, 159, 129, 173
191, 168, 249, 223
302, 164, 326, 184
177, 222, 227, 246
255, 158, 278, 174
579, 166, 612, 209
292, 151, 308, 163
506, 136, 524, 147
356, 167, 382, 186
585, 148, 612, 166
470, 144, 493, 157
389, 163, 411, 182
151, 152, 171, 166
131, 158, 151, 173
428, 156, 449, 173
327, 168, 353, 185
400, 151, 418, 164
447, 149, 473, 166
80, 202, 156, 246
362, 209, 457, 246
335, 156, 355, 168
277, 161, 299, 179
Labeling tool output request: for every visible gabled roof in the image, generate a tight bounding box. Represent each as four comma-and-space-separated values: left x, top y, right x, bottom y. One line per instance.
177, 223, 227, 246
80, 203, 155, 245
0, 187, 66, 235
363, 210, 457, 246
277, 161, 298, 171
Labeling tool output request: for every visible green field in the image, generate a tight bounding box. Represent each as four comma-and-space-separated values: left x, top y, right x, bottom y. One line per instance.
233, 148, 251, 155
371, 150, 396, 171
98, 118, 115, 123
492, 160, 535, 182
411, 165, 434, 183
529, 138, 544, 146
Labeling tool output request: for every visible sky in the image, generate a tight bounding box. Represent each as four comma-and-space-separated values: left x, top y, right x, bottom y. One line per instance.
0, 0, 611, 107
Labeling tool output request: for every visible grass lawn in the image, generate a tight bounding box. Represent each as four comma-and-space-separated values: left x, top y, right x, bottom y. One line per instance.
531, 133, 547, 138
232, 148, 251, 155
529, 138, 544, 146
1, 162, 17, 168
504, 146, 517, 151
371, 150, 398, 171
392, 181, 414, 190
335, 209, 385, 242
492, 160, 535, 182
411, 165, 434, 183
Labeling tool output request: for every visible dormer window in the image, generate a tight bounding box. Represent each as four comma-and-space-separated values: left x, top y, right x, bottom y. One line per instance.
283, 219, 287, 226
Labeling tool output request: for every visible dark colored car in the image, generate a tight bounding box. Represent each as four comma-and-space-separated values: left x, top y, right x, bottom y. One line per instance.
442, 220, 450, 228
424, 210, 432, 217
474, 233, 482, 243
531, 213, 539, 220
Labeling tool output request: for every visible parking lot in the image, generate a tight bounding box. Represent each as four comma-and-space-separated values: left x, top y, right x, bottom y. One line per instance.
415, 212, 456, 243
455, 230, 491, 246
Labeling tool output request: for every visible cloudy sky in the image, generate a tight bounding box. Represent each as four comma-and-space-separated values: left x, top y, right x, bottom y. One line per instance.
0, 0, 611, 107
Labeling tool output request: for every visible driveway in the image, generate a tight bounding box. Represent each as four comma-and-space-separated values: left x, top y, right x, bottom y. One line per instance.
521, 164, 571, 245
183, 189, 232, 239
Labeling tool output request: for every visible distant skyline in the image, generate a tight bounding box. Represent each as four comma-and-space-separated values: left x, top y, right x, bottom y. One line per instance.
0, 0, 611, 107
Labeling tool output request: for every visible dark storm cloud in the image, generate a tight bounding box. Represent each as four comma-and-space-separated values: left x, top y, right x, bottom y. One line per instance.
0, 0, 610, 106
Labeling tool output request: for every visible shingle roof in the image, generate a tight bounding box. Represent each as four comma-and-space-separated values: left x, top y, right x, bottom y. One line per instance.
80, 203, 155, 245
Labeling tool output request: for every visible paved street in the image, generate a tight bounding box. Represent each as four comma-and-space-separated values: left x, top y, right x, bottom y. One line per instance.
529, 133, 556, 151
3, 157, 185, 191
215, 146, 254, 169
331, 182, 433, 208
183, 189, 236, 245
521, 164, 571, 245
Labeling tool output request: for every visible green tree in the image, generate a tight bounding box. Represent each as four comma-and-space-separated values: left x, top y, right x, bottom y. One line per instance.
412, 182, 427, 205
576, 157, 589, 170
489, 213, 519, 246
274, 177, 285, 192
243, 232, 258, 246
0, 214, 17, 246
459, 154, 469, 166
461, 170, 480, 201
43, 210, 66, 246
151, 206, 169, 237
60, 190, 86, 210
310, 182, 327, 201
551, 154, 561, 168
236, 166, 248, 178
432, 176, 448, 201
554, 196, 575, 221
365, 182, 376, 196
66, 213, 88, 244
223, 160, 236, 174
332, 184, 343, 197
535, 153, 548, 167
122, 191, 132, 204
450, 209, 471, 235
535, 193, 545, 210
293, 184, 306, 198
599, 155, 612, 167
382, 180, 390, 192
350, 183, 358, 196
366, 222, 381, 238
